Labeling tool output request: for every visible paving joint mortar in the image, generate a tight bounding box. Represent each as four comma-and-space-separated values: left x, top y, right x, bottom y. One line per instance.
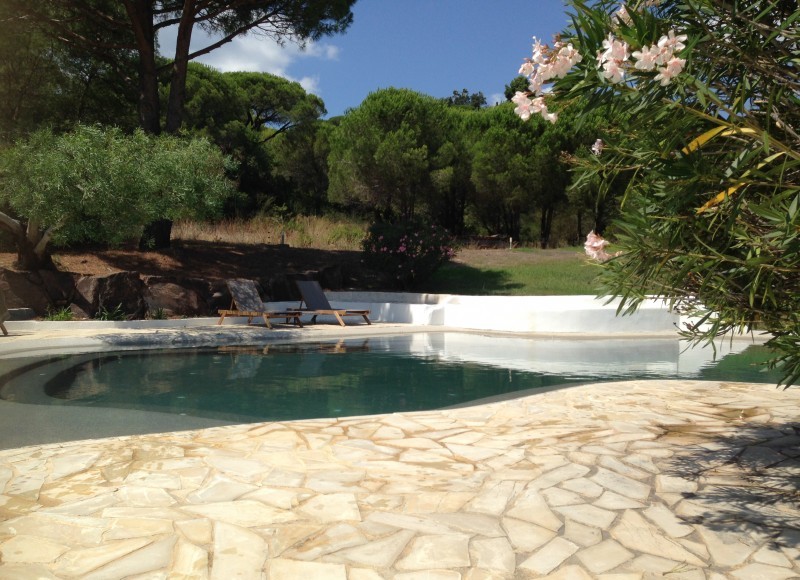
0, 322, 797, 578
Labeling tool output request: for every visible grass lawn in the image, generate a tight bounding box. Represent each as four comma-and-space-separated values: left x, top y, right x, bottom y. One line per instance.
419, 247, 604, 296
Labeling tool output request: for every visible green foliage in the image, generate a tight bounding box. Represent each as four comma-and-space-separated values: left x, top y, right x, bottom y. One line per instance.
467, 104, 544, 241
551, 0, 800, 385
444, 89, 487, 109
0, 124, 235, 247
423, 250, 601, 296
94, 303, 126, 321
327, 222, 365, 248
148, 307, 168, 320
181, 63, 327, 216
0, 1, 138, 141
362, 222, 456, 289
504, 76, 529, 102
328, 88, 451, 222
44, 306, 73, 321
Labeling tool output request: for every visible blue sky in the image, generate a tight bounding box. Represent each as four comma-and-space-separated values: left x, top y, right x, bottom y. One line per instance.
163, 1, 573, 117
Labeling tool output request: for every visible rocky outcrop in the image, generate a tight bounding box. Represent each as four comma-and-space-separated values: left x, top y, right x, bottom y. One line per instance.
75, 272, 148, 320
0, 265, 348, 320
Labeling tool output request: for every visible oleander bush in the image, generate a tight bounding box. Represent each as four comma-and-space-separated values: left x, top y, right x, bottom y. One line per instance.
362, 222, 456, 289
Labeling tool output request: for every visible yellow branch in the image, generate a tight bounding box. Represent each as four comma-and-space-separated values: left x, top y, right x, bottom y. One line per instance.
696, 152, 786, 213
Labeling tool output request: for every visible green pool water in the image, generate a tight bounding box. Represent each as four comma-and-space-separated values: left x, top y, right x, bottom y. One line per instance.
0, 333, 780, 425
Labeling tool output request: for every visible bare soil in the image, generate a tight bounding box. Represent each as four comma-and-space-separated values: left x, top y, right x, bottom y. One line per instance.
0, 242, 577, 287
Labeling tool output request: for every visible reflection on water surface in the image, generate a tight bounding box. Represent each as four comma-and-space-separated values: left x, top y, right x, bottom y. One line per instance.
0, 333, 779, 423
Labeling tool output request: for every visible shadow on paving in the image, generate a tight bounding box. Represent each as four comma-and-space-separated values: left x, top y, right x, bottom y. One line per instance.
663, 421, 800, 544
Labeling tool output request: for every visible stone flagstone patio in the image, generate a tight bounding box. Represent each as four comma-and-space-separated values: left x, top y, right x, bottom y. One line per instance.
0, 378, 798, 578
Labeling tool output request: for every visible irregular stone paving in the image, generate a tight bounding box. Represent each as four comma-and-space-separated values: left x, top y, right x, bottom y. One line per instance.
0, 379, 798, 579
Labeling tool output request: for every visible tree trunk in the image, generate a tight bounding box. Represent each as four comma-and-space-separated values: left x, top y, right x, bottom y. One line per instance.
164, 0, 196, 134
16, 237, 55, 270
123, 0, 160, 134
139, 218, 173, 250
540, 206, 554, 249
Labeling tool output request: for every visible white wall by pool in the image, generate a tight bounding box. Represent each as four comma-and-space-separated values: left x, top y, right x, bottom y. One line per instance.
5, 293, 707, 335
270, 292, 694, 335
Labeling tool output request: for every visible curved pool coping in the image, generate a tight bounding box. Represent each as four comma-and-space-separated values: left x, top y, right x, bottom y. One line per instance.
0, 318, 797, 578
0, 320, 769, 450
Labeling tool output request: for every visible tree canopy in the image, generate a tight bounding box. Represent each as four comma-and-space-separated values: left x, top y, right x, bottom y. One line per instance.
0, 125, 235, 268
4, 0, 355, 135
328, 88, 451, 222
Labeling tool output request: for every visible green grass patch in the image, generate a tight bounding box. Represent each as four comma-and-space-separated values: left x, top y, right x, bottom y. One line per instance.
419, 248, 603, 296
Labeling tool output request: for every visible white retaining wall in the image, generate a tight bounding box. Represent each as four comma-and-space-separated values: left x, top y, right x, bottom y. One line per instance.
270, 292, 691, 334
4, 293, 697, 335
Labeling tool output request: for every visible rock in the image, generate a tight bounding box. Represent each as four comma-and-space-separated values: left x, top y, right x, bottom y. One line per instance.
38, 270, 79, 307
142, 275, 213, 317
0, 269, 53, 315
266, 273, 300, 302
75, 271, 147, 319
319, 264, 344, 290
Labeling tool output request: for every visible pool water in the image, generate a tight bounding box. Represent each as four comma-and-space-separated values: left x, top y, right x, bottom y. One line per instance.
0, 333, 780, 424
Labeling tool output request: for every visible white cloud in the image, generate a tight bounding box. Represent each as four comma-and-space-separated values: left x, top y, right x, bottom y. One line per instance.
297, 75, 321, 95
158, 25, 337, 95
489, 92, 506, 105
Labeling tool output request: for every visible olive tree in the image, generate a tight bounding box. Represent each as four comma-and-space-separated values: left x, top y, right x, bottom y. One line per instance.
0, 124, 235, 269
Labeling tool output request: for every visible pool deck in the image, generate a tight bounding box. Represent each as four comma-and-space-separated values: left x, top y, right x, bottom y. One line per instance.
0, 323, 798, 579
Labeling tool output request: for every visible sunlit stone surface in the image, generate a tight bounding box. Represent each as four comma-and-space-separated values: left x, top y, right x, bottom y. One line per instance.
1, 374, 799, 578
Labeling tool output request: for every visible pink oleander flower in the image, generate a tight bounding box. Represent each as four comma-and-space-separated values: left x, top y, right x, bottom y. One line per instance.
600, 33, 629, 63
602, 59, 626, 83
584, 231, 614, 262
512, 91, 533, 121
614, 4, 633, 25
597, 34, 629, 84
654, 56, 685, 85
658, 30, 687, 52
632, 44, 660, 71
530, 96, 558, 123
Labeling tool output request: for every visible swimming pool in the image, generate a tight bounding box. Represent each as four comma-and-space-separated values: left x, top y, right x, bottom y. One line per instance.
0, 332, 778, 448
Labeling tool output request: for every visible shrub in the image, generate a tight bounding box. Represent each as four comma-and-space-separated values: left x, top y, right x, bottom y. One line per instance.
94, 303, 126, 321
44, 306, 73, 321
362, 222, 455, 289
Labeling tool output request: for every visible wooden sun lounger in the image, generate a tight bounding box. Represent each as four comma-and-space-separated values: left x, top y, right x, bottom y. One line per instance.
217, 279, 303, 329
0, 280, 8, 336
295, 280, 371, 326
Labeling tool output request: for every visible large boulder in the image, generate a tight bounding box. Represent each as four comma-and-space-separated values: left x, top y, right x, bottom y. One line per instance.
0, 269, 54, 316
75, 271, 147, 319
142, 275, 213, 317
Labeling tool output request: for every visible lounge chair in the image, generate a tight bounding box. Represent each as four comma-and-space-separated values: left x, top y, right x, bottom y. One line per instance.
296, 280, 371, 326
217, 279, 303, 328
0, 280, 8, 336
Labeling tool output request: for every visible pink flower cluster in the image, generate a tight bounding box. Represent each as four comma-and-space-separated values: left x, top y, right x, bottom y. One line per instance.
633, 30, 687, 85
513, 37, 583, 123
597, 28, 686, 86
614, 0, 661, 26
584, 230, 615, 262
597, 33, 630, 84
514, 2, 688, 123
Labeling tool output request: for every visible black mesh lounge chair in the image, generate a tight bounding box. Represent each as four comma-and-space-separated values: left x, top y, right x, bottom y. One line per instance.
296, 280, 371, 326
217, 279, 303, 328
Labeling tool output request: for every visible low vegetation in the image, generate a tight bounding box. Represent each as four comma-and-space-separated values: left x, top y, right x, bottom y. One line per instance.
423, 248, 600, 296
171, 216, 597, 295
173, 215, 367, 251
